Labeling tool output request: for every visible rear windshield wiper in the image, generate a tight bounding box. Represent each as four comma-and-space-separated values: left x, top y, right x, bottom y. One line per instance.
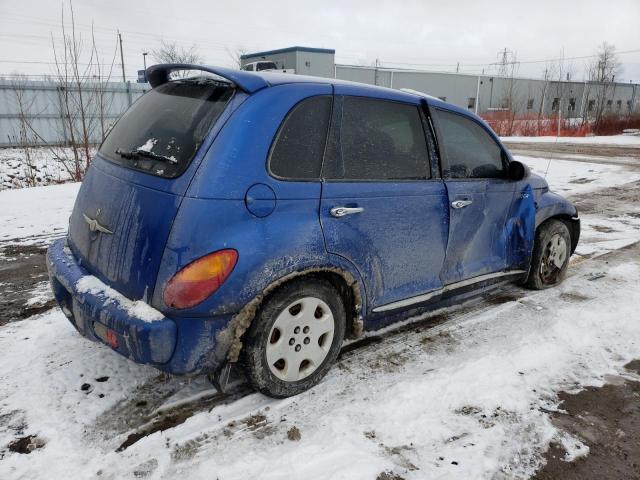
115, 148, 178, 164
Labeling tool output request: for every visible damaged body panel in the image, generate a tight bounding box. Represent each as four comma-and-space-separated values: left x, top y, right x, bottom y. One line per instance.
47, 64, 579, 383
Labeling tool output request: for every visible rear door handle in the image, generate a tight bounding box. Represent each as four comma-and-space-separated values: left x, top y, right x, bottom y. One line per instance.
330, 206, 364, 218
451, 200, 473, 209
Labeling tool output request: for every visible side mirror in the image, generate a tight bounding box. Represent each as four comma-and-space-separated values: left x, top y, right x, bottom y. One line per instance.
507, 160, 529, 181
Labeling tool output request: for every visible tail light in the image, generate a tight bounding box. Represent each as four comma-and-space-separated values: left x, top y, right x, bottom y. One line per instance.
163, 249, 238, 309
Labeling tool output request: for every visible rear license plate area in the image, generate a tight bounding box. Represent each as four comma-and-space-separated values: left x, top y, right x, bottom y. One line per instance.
93, 322, 120, 349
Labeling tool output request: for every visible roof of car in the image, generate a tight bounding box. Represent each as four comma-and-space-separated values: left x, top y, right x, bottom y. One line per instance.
145, 63, 468, 116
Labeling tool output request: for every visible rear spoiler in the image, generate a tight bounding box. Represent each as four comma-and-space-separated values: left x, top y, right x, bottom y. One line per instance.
146, 64, 269, 94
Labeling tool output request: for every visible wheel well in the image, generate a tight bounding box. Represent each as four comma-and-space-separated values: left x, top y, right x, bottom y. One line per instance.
223, 268, 363, 363
540, 215, 580, 254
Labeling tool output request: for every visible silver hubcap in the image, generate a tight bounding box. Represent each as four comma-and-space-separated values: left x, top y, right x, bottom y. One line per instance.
548, 234, 568, 269
266, 297, 335, 382
540, 233, 568, 283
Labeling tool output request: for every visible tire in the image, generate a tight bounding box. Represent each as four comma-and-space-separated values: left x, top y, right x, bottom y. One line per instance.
526, 219, 572, 290
240, 279, 346, 398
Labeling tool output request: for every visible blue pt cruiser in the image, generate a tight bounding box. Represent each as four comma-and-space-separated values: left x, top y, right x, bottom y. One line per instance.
48, 64, 579, 398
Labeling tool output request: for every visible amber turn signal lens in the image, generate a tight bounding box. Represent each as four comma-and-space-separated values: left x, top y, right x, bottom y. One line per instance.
163, 249, 238, 309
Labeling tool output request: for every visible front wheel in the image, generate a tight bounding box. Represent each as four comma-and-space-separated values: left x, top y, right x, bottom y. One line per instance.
241, 279, 346, 398
526, 219, 572, 289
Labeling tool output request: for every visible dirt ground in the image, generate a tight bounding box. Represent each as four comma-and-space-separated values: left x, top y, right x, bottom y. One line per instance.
0, 244, 54, 325
533, 360, 640, 480
503, 141, 640, 166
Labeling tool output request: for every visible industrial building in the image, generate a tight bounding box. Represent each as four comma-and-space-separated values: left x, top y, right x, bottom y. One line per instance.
241, 46, 640, 119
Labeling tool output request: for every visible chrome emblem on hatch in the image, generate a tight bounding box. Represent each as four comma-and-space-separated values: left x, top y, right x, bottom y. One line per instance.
83, 208, 113, 235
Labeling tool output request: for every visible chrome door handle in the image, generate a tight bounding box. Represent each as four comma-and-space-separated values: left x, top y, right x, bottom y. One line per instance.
330, 206, 364, 218
451, 200, 473, 209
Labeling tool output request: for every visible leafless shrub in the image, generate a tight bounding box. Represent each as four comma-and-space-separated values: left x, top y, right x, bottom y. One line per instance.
151, 40, 203, 65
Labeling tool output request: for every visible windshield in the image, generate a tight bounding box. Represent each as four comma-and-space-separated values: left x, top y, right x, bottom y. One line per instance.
99, 77, 234, 178
257, 62, 277, 71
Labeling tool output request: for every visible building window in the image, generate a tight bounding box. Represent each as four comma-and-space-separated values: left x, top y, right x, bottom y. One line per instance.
588, 99, 595, 112
568, 98, 576, 111
467, 97, 476, 110
616, 100, 622, 110
527, 99, 534, 110
606, 100, 612, 110
551, 97, 560, 111
305, 61, 311, 67
438, 96, 447, 102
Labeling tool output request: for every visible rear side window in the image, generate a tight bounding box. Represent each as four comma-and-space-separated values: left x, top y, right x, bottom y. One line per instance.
324, 96, 429, 181
269, 96, 332, 180
99, 78, 233, 178
436, 109, 505, 179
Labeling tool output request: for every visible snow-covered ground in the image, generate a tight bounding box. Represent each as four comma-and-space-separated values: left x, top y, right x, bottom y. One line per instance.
516, 154, 640, 195
0, 182, 79, 247
0, 153, 639, 479
502, 134, 640, 146
1, 235, 639, 480
0, 147, 90, 190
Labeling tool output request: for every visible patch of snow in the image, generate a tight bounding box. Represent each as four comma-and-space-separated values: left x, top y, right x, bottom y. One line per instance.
76, 276, 164, 322
0, 182, 80, 247
516, 154, 640, 195
575, 214, 640, 259
557, 431, 590, 462
0, 146, 95, 190
137, 138, 157, 152
25, 281, 53, 307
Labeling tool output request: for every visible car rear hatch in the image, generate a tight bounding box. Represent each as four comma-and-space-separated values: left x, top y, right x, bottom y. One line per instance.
67, 66, 264, 305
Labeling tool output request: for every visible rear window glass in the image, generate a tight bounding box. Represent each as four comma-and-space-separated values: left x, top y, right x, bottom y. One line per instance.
99, 77, 233, 178
324, 96, 430, 181
269, 96, 331, 180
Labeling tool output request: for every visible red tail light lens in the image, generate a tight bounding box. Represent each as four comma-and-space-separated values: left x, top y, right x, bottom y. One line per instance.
163, 249, 238, 309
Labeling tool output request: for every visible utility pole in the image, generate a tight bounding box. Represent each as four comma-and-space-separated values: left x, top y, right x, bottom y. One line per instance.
118, 30, 126, 83
374, 58, 379, 86
475, 75, 481, 114
557, 98, 562, 137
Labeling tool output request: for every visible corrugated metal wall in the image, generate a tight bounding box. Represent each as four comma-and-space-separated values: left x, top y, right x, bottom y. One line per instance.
0, 80, 148, 147
335, 65, 640, 118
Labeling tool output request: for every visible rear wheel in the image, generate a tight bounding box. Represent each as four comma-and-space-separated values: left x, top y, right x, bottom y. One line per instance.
241, 279, 346, 398
526, 219, 572, 289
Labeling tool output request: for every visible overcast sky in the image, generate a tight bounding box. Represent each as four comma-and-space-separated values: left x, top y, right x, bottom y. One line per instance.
1, 0, 639, 82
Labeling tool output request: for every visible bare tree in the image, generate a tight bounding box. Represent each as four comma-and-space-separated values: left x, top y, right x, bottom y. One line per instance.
536, 63, 555, 134
8, 75, 40, 187
584, 42, 622, 132
151, 40, 203, 64
91, 24, 118, 142
226, 46, 247, 69
4, 1, 121, 184
496, 49, 523, 136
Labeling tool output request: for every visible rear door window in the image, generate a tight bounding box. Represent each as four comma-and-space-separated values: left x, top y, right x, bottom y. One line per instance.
268, 96, 332, 180
324, 96, 430, 181
435, 109, 506, 179
99, 77, 234, 178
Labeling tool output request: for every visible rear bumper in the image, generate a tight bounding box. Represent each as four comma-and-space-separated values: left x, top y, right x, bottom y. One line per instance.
47, 238, 232, 374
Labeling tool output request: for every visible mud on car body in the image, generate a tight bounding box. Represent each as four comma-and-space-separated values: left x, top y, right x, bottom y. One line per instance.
47, 64, 580, 398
